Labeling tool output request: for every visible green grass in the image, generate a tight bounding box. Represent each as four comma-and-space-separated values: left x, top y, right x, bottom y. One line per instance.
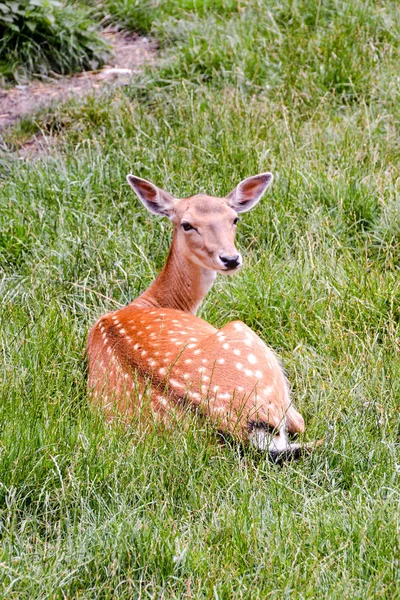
1, 0, 400, 597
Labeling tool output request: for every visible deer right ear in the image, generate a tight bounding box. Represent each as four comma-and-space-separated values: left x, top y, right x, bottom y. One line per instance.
127, 175, 176, 218
226, 172, 273, 213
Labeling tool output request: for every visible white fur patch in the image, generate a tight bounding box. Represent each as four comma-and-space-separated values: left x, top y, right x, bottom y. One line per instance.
249, 425, 288, 453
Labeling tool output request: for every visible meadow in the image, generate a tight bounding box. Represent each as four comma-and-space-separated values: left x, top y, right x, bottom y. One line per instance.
1, 0, 400, 597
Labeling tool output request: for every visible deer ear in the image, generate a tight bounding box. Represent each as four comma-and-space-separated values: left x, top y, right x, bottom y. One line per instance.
226, 172, 273, 213
127, 175, 176, 218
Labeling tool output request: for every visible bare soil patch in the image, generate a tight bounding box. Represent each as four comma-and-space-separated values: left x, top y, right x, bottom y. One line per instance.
0, 30, 157, 131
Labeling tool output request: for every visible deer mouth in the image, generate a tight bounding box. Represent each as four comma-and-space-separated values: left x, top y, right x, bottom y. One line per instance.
219, 262, 242, 274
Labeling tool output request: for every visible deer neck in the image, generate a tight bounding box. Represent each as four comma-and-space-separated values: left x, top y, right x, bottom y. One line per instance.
132, 234, 216, 315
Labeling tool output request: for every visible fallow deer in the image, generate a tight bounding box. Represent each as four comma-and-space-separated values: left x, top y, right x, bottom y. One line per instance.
87, 172, 307, 459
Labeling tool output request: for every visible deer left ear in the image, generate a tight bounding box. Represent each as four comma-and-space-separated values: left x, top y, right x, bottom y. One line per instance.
126, 174, 176, 218
226, 172, 273, 213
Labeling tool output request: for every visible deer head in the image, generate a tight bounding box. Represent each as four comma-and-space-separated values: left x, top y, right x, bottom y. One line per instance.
126, 172, 273, 275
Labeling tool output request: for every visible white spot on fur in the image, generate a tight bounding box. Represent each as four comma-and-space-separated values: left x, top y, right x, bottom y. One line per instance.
223, 343, 229, 350
236, 362, 243, 370
233, 348, 241, 356
255, 370, 263, 379
170, 379, 184, 389
217, 358, 225, 365
248, 354, 257, 364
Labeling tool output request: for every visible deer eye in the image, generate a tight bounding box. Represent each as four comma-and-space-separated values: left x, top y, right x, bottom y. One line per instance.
181, 222, 194, 231
233, 217, 240, 225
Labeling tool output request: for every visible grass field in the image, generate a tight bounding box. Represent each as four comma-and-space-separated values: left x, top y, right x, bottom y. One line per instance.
1, 0, 400, 597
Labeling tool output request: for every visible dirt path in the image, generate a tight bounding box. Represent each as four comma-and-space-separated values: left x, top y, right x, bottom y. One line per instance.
0, 30, 157, 131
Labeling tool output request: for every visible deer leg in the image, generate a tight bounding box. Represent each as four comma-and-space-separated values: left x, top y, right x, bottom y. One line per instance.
285, 405, 305, 434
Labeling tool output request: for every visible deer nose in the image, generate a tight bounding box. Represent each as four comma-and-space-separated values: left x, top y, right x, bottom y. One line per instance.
219, 254, 241, 269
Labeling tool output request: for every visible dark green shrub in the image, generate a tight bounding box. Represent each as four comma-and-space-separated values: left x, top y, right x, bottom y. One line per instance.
0, 0, 110, 81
